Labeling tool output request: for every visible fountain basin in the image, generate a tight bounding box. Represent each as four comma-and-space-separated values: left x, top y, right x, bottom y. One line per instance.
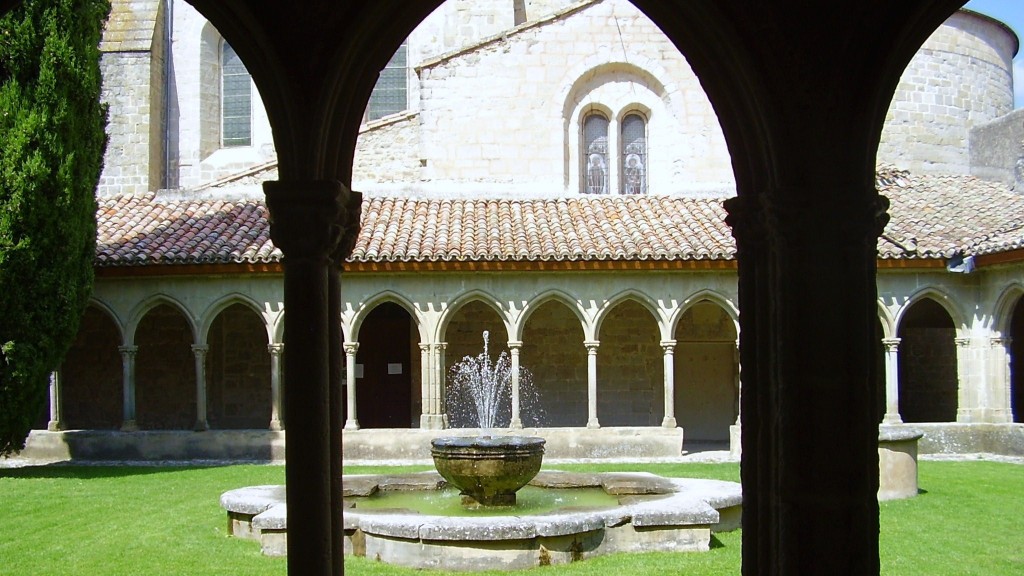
430, 435, 545, 507
221, 470, 742, 570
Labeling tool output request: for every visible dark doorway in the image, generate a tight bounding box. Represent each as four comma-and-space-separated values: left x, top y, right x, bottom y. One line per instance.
355, 302, 416, 428
1011, 297, 1024, 423
897, 298, 958, 423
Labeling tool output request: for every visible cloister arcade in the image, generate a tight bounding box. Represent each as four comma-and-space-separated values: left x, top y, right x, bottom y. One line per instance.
42, 271, 1024, 442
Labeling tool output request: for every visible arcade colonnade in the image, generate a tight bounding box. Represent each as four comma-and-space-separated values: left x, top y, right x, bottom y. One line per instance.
48, 269, 1024, 440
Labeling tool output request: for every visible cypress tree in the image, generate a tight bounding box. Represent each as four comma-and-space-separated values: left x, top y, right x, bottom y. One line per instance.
0, 0, 110, 455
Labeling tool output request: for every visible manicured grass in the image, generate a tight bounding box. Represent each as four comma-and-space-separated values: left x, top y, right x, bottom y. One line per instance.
1, 460, 1021, 575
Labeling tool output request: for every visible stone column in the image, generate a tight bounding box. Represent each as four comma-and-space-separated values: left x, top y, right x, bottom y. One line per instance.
47, 371, 63, 431
725, 188, 887, 575
268, 344, 284, 430
118, 345, 138, 431
955, 337, 973, 422
192, 344, 209, 431
882, 338, 903, 424
509, 341, 523, 428
343, 342, 360, 430
660, 340, 677, 428
436, 342, 448, 427
730, 339, 742, 457
264, 180, 347, 576
990, 337, 1013, 423
419, 343, 443, 429
585, 340, 600, 428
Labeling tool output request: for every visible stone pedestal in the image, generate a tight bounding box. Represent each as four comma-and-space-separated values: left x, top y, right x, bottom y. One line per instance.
877, 425, 924, 501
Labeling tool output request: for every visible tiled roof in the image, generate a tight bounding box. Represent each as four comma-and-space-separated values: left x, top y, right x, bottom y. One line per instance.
94, 169, 1024, 268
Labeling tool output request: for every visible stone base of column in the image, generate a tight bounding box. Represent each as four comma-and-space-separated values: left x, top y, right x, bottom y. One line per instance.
269, 419, 283, 431
587, 419, 600, 429
729, 424, 741, 458
121, 420, 138, 432
195, 420, 209, 432
47, 421, 63, 432
344, 419, 360, 430
661, 416, 677, 428
882, 413, 903, 425
419, 414, 445, 429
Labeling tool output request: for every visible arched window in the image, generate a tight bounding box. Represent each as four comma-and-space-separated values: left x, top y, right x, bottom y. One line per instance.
367, 40, 408, 121
621, 113, 647, 195
583, 113, 609, 194
221, 42, 252, 147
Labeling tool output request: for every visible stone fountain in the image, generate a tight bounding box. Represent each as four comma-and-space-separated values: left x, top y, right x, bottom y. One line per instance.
431, 331, 545, 507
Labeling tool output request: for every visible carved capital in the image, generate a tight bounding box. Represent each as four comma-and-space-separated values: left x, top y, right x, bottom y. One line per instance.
882, 338, 901, 352
191, 344, 210, 356
584, 340, 600, 353
343, 342, 360, 355
268, 343, 285, 355
660, 340, 676, 354
955, 337, 971, 348
332, 189, 363, 265
418, 343, 431, 353
990, 337, 1011, 348
264, 180, 346, 264
118, 345, 138, 358
507, 340, 523, 350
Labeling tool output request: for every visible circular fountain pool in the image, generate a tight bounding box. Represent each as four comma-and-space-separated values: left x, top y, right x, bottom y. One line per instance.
221, 469, 742, 571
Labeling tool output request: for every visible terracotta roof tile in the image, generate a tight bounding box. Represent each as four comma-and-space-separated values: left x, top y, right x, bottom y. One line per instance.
95, 170, 1024, 268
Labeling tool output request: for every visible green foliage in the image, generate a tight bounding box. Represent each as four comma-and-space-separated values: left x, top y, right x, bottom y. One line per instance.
0, 0, 110, 455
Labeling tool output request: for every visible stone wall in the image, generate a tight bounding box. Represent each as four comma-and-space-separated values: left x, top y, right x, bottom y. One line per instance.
522, 301, 588, 427
207, 304, 271, 429
879, 11, 1016, 175
898, 300, 959, 423
674, 302, 737, 441
135, 304, 196, 429
597, 300, 662, 426
353, 113, 423, 189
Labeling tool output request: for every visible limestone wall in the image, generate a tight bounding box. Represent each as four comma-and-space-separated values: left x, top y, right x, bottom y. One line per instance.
879, 10, 1017, 175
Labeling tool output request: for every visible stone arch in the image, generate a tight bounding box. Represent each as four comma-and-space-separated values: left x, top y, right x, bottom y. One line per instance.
594, 289, 660, 339
133, 300, 198, 430
200, 293, 272, 345
674, 299, 739, 443
996, 285, 1024, 423
205, 301, 272, 429
670, 290, 740, 339
877, 299, 897, 340
895, 287, 968, 335
350, 291, 427, 344
61, 303, 123, 429
436, 290, 511, 344
353, 300, 420, 428
516, 289, 588, 341
897, 296, 959, 423
126, 295, 197, 347
992, 283, 1024, 337
596, 297, 663, 427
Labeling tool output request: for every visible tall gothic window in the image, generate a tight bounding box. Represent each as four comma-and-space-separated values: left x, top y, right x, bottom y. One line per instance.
621, 113, 647, 195
221, 42, 252, 147
583, 113, 609, 194
367, 41, 408, 121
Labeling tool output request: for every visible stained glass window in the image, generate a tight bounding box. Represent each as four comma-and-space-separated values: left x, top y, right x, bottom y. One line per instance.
583, 113, 609, 194
621, 113, 647, 195
367, 41, 408, 121
221, 42, 252, 147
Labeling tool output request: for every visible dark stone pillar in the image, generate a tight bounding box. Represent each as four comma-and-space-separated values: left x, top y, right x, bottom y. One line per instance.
726, 188, 888, 575
264, 180, 346, 576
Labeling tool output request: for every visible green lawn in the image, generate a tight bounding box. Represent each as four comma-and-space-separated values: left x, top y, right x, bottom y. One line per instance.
1, 460, 1021, 575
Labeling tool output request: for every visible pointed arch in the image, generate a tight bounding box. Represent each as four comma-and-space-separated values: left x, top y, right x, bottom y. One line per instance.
516, 289, 588, 341
126, 294, 197, 346
671, 289, 740, 340
877, 299, 897, 340
351, 290, 427, 344
436, 289, 511, 344
992, 282, 1024, 337
200, 293, 272, 346
594, 289, 660, 340
895, 287, 967, 335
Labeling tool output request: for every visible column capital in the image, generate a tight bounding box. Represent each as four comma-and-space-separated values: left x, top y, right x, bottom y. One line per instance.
725, 188, 890, 249
584, 340, 600, 353
434, 342, 448, 352
954, 337, 971, 348
507, 340, 523, 350
882, 337, 901, 352
191, 344, 210, 355
331, 189, 363, 265
264, 180, 350, 264
660, 339, 676, 352
268, 343, 285, 355
990, 336, 1011, 347
118, 345, 138, 356
343, 342, 360, 355
418, 342, 431, 352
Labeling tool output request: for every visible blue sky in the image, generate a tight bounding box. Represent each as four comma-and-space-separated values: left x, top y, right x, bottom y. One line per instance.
964, 0, 1024, 107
